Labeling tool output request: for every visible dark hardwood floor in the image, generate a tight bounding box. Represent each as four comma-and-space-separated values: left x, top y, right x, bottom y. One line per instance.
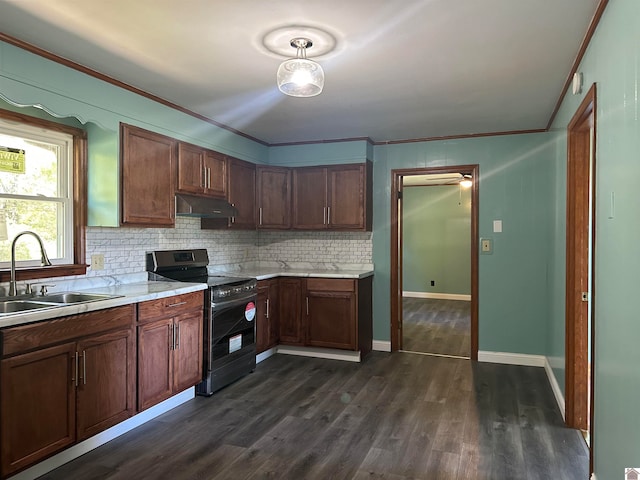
39, 353, 588, 480
402, 297, 470, 357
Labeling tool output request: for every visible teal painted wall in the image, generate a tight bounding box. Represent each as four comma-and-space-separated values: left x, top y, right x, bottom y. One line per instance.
372, 133, 556, 356
0, 41, 268, 226
547, 0, 640, 477
268, 141, 368, 166
402, 185, 471, 295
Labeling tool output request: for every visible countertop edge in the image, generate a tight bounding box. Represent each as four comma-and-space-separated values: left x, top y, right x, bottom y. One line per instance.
209, 270, 374, 281
0, 282, 207, 329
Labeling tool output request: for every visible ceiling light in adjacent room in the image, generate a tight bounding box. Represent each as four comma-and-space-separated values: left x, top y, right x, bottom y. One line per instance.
277, 38, 324, 97
460, 175, 473, 188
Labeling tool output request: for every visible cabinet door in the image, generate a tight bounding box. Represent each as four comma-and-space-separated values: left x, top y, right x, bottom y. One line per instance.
138, 318, 174, 411
121, 124, 176, 227
268, 280, 280, 349
306, 279, 357, 350
204, 150, 227, 198
279, 278, 305, 345
227, 157, 256, 229
256, 279, 279, 353
173, 311, 204, 393
257, 166, 291, 229
1, 343, 76, 477
177, 142, 205, 194
292, 167, 327, 229
256, 281, 270, 353
327, 164, 366, 230
76, 329, 136, 441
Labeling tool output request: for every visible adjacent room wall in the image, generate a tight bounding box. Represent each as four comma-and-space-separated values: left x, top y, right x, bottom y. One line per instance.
547, 0, 640, 477
402, 185, 471, 296
372, 133, 556, 355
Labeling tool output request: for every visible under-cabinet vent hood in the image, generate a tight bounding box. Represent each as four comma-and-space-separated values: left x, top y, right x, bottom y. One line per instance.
175, 194, 238, 218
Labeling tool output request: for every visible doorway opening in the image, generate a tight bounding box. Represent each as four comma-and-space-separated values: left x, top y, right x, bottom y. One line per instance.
565, 84, 596, 471
390, 165, 479, 360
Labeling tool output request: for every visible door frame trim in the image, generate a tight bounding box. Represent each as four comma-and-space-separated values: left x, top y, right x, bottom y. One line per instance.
390, 164, 479, 359
565, 83, 596, 472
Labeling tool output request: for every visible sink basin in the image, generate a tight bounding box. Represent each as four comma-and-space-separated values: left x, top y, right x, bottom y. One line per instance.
38, 292, 122, 304
0, 300, 57, 314
0, 292, 123, 316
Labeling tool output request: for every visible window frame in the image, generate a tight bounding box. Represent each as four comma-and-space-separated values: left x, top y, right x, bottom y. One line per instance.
0, 108, 87, 282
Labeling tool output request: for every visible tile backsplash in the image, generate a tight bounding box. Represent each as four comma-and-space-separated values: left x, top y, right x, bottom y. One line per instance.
83, 217, 372, 277
257, 231, 372, 264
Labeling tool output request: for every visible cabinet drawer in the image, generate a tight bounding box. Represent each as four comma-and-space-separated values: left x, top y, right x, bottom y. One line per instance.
137, 291, 203, 323
1, 304, 135, 357
306, 278, 355, 292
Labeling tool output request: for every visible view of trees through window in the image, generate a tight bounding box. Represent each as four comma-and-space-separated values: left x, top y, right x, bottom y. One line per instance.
0, 124, 71, 267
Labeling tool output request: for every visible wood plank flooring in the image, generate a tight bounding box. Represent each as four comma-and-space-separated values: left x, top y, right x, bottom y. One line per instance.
402, 298, 470, 357
39, 353, 588, 480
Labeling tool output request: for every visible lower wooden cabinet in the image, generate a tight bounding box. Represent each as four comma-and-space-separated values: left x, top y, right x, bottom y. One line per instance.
0, 305, 136, 478
256, 279, 279, 353
278, 278, 305, 345
306, 278, 358, 350
277, 277, 372, 355
137, 291, 204, 411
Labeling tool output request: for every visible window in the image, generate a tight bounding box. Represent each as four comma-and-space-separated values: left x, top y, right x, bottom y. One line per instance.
0, 108, 87, 282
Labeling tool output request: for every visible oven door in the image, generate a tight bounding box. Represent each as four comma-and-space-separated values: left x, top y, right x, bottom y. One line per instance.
210, 292, 256, 370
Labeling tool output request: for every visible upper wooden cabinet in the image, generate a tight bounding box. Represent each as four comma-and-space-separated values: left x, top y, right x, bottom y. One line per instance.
177, 142, 226, 198
292, 161, 372, 231
202, 157, 256, 230
227, 157, 256, 229
256, 166, 291, 229
120, 124, 177, 227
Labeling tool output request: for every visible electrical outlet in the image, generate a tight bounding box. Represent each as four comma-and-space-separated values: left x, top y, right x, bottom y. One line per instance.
480, 238, 493, 254
91, 254, 105, 270
430, 280, 435, 286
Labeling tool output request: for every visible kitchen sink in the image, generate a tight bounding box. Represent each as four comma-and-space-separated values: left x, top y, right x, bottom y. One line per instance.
0, 300, 58, 314
0, 292, 123, 316
38, 292, 122, 304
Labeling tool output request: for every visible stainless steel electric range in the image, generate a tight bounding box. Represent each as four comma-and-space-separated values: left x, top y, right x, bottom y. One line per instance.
146, 249, 257, 396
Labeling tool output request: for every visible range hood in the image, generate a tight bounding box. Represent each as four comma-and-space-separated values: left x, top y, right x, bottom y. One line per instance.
175, 194, 238, 218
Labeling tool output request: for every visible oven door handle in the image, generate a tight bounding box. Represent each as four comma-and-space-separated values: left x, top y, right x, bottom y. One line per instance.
211, 292, 256, 309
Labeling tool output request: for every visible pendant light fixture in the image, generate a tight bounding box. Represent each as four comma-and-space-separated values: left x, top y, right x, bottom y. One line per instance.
277, 37, 324, 97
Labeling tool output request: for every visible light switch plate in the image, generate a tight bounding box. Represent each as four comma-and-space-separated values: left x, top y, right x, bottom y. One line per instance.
493, 220, 502, 233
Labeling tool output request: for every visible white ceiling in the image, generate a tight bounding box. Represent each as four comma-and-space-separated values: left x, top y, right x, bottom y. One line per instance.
0, 0, 601, 145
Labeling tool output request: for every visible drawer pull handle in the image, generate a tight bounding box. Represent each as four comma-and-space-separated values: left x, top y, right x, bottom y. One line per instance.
168, 301, 187, 307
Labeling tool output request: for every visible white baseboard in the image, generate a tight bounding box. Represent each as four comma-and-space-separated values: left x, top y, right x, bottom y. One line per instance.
372, 340, 391, 352
478, 351, 566, 419
403, 291, 471, 301
276, 345, 361, 362
478, 350, 546, 367
256, 347, 277, 364
13, 388, 195, 480
544, 357, 566, 420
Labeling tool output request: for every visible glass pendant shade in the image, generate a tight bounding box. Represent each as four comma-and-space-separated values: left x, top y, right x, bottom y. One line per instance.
277, 38, 324, 97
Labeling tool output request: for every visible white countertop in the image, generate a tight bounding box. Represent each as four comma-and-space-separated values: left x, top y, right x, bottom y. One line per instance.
0, 281, 207, 329
225, 268, 374, 280
0, 263, 374, 329
208, 262, 375, 280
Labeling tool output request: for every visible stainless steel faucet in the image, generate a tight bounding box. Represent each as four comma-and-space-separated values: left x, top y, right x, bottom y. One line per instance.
9, 231, 52, 296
